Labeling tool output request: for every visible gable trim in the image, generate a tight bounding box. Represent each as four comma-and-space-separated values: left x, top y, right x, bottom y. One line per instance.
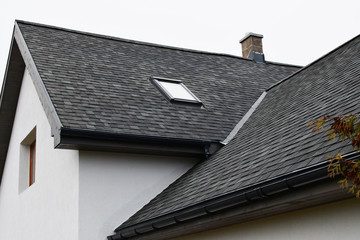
14, 21, 63, 145
0, 22, 65, 184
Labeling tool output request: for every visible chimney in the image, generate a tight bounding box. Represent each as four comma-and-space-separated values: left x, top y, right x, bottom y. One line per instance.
240, 32, 265, 63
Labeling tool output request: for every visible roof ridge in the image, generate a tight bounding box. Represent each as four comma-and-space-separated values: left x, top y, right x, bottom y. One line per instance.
267, 33, 360, 91
221, 91, 267, 145
15, 19, 299, 68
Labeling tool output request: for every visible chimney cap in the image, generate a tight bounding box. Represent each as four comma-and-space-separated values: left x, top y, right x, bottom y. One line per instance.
239, 32, 263, 43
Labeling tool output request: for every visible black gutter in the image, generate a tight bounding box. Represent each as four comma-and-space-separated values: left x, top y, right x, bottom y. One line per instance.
60, 127, 212, 145
58, 127, 223, 158
108, 152, 359, 240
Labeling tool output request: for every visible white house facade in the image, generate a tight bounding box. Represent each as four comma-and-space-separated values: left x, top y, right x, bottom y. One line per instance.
0, 68, 79, 240
173, 198, 360, 240
0, 20, 359, 240
0, 69, 199, 240
78, 152, 198, 240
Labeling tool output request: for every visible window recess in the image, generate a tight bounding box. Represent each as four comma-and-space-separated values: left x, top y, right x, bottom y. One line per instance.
150, 77, 202, 106
19, 127, 36, 193
29, 140, 36, 186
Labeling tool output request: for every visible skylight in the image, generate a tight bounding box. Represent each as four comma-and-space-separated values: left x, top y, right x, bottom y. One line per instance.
157, 81, 196, 101
150, 77, 202, 105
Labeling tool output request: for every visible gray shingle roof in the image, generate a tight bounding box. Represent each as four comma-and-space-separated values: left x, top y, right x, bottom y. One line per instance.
17, 21, 299, 142
117, 34, 360, 229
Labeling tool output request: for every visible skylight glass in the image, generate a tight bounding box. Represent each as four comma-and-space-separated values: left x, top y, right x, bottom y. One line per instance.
150, 77, 202, 105
157, 81, 197, 101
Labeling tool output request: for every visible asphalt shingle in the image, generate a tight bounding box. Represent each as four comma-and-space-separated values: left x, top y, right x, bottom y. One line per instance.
119, 34, 360, 228
17, 21, 299, 142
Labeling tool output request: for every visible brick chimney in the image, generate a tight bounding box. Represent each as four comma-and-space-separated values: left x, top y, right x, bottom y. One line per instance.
240, 32, 265, 63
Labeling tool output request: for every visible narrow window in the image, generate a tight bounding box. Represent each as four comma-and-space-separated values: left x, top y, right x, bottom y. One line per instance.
29, 140, 36, 186
150, 77, 202, 106
19, 127, 36, 193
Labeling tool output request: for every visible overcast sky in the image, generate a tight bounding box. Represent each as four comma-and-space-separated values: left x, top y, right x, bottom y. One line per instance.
1, 0, 359, 87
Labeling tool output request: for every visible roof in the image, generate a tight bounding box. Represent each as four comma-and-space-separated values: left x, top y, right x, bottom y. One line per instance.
0, 20, 300, 183
17, 20, 298, 142
110, 34, 360, 238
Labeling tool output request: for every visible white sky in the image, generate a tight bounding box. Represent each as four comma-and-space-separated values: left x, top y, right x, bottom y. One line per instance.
0, 0, 359, 87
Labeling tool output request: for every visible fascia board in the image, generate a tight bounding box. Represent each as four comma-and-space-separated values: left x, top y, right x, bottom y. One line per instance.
58, 127, 214, 158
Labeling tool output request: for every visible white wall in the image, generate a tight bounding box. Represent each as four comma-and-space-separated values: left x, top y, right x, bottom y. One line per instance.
173, 197, 360, 240
79, 151, 198, 240
0, 68, 200, 240
0, 69, 79, 240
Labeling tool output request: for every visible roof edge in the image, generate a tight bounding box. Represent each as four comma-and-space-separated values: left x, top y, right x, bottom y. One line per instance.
58, 127, 222, 158
267, 33, 360, 91
109, 152, 359, 239
1, 21, 65, 184
14, 21, 63, 142
15, 20, 300, 68
59, 127, 216, 145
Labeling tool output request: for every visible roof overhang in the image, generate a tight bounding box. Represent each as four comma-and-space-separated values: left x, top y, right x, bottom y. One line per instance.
0, 27, 26, 184
108, 153, 359, 239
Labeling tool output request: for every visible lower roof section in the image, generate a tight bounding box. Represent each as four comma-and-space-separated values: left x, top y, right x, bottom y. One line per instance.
108, 159, 354, 240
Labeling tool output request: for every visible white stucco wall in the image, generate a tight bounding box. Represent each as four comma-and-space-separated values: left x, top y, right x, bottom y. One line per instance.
79, 151, 198, 240
0, 69, 79, 240
173, 197, 360, 240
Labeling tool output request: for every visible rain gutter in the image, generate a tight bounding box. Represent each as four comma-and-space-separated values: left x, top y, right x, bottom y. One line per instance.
58, 127, 222, 158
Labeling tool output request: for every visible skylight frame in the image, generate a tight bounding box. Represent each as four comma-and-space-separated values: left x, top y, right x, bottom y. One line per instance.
150, 77, 202, 106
